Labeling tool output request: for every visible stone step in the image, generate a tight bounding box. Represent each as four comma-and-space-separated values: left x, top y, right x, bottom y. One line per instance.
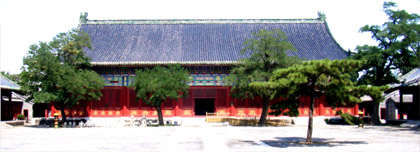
180, 118, 206, 126
0, 122, 14, 129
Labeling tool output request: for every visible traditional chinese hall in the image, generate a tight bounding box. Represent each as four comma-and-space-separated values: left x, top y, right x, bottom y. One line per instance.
48, 18, 358, 118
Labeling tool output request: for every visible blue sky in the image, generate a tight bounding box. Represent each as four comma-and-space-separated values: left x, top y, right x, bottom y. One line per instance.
1, 0, 419, 74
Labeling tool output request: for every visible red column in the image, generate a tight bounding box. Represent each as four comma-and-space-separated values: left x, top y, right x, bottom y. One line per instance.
229, 103, 234, 116
45, 110, 48, 118
227, 87, 232, 116
174, 99, 180, 116
353, 104, 359, 115
86, 101, 91, 117
229, 96, 236, 116
50, 104, 56, 117
319, 100, 325, 116
179, 97, 184, 116
123, 87, 128, 117
174, 105, 179, 117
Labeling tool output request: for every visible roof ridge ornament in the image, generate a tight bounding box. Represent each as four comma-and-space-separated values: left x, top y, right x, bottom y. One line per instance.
80, 12, 88, 24
317, 12, 326, 21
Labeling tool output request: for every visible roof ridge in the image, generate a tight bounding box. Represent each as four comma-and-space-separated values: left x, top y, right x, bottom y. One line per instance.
399, 67, 419, 81
90, 61, 239, 66
0, 74, 20, 86
0, 74, 21, 90
83, 18, 324, 24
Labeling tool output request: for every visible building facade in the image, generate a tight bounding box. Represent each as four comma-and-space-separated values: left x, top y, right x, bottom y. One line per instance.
48, 18, 358, 118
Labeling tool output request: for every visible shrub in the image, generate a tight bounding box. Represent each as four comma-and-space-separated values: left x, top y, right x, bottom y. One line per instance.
17, 114, 25, 120
340, 113, 363, 125
335, 110, 343, 116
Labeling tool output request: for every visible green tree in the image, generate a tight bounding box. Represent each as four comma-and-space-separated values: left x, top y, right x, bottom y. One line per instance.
250, 59, 387, 143
130, 65, 190, 125
225, 29, 300, 126
351, 1, 420, 124
20, 29, 104, 122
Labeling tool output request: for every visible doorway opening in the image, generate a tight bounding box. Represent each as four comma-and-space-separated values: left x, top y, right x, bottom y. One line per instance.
194, 99, 215, 116
23, 109, 29, 120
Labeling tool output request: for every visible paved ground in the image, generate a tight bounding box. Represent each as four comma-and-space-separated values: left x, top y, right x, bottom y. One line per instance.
1, 123, 419, 152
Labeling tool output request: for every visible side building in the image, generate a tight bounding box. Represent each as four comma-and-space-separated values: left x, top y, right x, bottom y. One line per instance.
1, 75, 33, 121
48, 18, 358, 118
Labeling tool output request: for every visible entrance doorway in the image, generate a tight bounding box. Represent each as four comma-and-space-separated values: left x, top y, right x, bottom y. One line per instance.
194, 99, 215, 116
24, 110, 29, 120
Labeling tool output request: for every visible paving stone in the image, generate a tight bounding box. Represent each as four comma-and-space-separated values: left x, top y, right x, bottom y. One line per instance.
0, 124, 419, 152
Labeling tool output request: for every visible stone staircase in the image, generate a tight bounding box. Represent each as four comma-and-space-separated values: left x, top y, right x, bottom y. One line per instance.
180, 117, 206, 127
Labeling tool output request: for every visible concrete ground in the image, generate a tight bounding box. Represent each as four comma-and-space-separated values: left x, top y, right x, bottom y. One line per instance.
1, 122, 419, 152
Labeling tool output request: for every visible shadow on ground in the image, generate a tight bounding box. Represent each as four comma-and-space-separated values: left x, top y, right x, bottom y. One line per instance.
262, 137, 367, 148
227, 140, 260, 149
394, 127, 420, 133
362, 126, 420, 134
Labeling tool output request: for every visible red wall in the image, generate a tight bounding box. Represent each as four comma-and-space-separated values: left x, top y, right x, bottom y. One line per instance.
50, 86, 358, 118
1, 101, 23, 120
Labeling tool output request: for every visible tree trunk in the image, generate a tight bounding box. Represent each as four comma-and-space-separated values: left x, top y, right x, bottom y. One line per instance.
156, 105, 164, 126
306, 94, 314, 143
60, 101, 67, 122
258, 96, 270, 126
372, 101, 381, 125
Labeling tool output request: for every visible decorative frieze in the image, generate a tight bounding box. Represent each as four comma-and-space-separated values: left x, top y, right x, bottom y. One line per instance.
101, 74, 228, 86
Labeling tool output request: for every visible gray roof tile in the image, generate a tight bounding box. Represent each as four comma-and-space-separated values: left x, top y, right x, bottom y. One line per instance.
80, 19, 348, 65
1, 75, 20, 90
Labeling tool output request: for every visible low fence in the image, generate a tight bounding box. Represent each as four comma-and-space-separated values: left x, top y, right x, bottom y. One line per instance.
205, 112, 291, 126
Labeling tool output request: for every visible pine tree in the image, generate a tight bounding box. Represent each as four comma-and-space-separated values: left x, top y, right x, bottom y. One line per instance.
250, 59, 387, 143
225, 29, 300, 126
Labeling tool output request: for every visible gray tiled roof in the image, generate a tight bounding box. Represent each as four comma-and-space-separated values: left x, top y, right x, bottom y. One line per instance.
0, 75, 20, 90
399, 68, 420, 86
79, 19, 348, 66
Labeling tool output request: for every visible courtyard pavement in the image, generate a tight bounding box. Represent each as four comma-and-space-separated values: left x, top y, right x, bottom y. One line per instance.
1, 122, 419, 152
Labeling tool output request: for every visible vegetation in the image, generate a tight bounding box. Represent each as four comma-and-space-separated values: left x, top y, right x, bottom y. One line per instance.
19, 29, 104, 122
331, 110, 363, 125
16, 114, 25, 120
130, 65, 190, 125
325, 111, 364, 125
340, 113, 363, 126
225, 29, 300, 126
350, 1, 419, 124
250, 59, 386, 143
